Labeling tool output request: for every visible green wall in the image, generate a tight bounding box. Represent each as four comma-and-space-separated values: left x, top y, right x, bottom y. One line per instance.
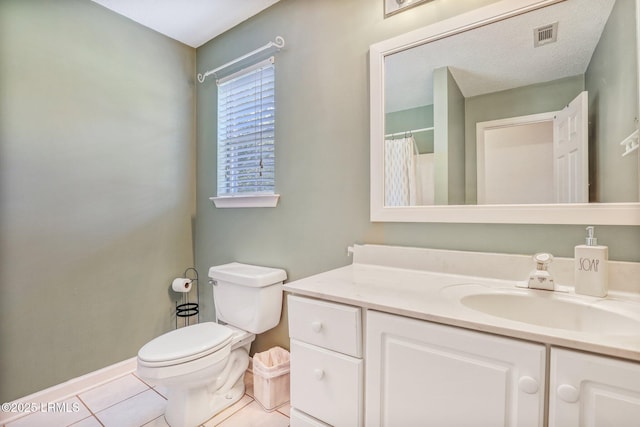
385, 105, 434, 153
586, 0, 639, 202
195, 0, 640, 355
434, 67, 466, 205
0, 0, 196, 401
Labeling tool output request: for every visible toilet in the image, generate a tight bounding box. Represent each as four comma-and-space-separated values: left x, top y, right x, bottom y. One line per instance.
136, 262, 287, 427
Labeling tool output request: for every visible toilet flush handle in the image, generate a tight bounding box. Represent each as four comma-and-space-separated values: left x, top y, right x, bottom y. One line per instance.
209, 279, 218, 286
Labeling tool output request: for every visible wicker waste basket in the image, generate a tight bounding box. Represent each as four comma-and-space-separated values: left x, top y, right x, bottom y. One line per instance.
252, 346, 290, 411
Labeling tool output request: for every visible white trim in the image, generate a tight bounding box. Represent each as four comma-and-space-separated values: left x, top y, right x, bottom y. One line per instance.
369, 0, 640, 225
210, 194, 280, 208
0, 357, 136, 424
370, 202, 640, 225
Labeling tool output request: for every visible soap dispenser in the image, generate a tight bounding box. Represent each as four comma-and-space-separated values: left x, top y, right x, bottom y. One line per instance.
574, 226, 608, 297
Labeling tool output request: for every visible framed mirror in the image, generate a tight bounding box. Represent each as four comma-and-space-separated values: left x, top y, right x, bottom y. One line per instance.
370, 0, 640, 224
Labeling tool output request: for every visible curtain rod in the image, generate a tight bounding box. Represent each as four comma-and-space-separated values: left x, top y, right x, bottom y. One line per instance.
384, 126, 434, 138
197, 36, 285, 83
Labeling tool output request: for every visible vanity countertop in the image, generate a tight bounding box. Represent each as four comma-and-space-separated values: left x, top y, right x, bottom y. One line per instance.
283, 252, 640, 363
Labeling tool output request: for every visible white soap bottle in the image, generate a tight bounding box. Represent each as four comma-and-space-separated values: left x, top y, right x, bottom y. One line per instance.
574, 226, 608, 297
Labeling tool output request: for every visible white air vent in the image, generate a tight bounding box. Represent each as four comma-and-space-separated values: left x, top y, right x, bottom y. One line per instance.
534, 22, 558, 47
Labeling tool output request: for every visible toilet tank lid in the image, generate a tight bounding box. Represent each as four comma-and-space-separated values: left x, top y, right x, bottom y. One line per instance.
208, 262, 287, 287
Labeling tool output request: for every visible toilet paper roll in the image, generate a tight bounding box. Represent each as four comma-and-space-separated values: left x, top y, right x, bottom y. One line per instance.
171, 278, 192, 293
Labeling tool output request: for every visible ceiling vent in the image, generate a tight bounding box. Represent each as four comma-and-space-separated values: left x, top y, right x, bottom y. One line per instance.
534, 22, 558, 47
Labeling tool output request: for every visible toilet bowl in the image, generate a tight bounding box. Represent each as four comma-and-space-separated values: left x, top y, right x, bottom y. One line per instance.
138, 323, 252, 427
136, 263, 286, 427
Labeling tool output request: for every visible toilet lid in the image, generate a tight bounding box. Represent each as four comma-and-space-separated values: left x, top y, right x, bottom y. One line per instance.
138, 322, 233, 364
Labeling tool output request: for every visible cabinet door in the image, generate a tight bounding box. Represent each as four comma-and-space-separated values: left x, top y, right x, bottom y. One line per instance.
550, 348, 640, 427
366, 311, 545, 427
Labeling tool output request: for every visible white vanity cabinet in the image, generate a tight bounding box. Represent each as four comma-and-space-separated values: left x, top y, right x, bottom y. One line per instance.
288, 295, 364, 427
366, 311, 546, 427
284, 245, 640, 426
549, 348, 640, 427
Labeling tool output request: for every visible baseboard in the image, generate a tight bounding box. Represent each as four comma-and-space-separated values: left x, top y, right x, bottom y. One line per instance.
0, 357, 136, 424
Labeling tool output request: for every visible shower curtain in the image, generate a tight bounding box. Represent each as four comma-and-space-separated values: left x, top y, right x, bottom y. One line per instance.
384, 136, 420, 206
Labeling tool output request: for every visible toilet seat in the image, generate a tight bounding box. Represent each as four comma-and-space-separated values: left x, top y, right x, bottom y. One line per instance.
138, 322, 233, 367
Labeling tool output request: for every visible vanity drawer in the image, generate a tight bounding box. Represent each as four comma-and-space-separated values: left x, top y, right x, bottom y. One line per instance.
291, 339, 363, 427
288, 295, 362, 357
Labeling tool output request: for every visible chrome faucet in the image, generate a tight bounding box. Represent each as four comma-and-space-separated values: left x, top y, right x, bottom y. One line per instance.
527, 253, 556, 291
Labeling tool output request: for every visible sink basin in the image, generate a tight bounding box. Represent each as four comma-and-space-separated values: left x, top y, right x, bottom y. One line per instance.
443, 285, 640, 335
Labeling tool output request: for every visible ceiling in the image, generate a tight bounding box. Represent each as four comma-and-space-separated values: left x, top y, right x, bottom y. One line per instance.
385, 0, 617, 113
91, 0, 281, 48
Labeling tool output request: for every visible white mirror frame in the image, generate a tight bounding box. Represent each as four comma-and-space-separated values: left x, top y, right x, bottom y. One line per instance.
370, 0, 640, 224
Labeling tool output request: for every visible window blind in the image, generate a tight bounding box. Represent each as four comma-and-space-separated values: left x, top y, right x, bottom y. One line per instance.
217, 58, 275, 196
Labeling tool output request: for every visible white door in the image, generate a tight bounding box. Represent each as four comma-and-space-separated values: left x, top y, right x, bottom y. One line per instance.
366, 311, 545, 427
553, 91, 589, 203
550, 348, 640, 427
477, 114, 555, 204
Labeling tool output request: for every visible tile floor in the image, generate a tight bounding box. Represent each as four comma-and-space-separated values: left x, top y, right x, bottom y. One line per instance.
4, 371, 290, 427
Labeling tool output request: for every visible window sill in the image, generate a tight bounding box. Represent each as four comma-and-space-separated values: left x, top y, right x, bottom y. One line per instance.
210, 194, 280, 208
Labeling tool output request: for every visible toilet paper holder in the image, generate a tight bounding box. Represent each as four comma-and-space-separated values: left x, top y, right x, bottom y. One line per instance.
176, 267, 200, 328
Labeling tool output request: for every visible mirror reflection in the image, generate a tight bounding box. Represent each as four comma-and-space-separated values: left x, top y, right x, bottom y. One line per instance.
384, 0, 639, 207
384, 0, 434, 17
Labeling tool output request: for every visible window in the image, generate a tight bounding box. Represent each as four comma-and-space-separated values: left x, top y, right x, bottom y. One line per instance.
211, 57, 279, 208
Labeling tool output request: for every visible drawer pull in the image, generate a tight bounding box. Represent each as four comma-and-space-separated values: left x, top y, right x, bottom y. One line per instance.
314, 368, 325, 380
518, 376, 538, 394
311, 321, 323, 333
557, 384, 580, 403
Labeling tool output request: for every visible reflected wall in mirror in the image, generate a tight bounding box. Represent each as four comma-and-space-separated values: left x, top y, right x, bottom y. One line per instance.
370, 0, 640, 224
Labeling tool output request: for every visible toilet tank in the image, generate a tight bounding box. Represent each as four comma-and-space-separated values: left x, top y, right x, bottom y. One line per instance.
208, 262, 287, 334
